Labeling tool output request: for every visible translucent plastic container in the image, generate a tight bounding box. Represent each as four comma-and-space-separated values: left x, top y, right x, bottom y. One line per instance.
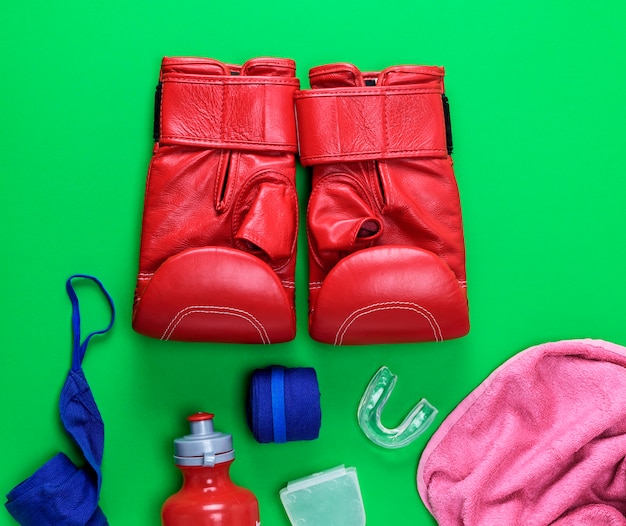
279, 465, 365, 526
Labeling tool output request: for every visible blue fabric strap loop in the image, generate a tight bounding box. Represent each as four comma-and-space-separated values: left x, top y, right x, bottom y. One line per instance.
66, 274, 115, 371
5, 274, 115, 526
248, 365, 322, 444
270, 367, 287, 443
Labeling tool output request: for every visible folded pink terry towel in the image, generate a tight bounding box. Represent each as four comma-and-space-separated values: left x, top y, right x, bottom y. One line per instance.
417, 339, 626, 526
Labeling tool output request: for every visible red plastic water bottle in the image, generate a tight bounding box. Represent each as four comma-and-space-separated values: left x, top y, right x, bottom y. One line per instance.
162, 412, 261, 526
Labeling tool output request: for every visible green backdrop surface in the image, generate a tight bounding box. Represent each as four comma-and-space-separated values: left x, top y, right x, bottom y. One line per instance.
1, 0, 626, 524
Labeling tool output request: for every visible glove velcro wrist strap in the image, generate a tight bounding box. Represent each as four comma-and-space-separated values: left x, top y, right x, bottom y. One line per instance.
157, 76, 299, 152
295, 87, 448, 166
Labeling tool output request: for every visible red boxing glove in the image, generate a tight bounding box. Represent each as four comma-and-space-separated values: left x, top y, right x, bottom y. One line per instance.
133, 57, 300, 343
295, 63, 469, 345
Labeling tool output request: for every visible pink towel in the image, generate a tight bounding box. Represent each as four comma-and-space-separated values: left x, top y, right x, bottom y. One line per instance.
417, 339, 626, 525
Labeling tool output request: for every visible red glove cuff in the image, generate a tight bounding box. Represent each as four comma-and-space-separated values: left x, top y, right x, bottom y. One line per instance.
295, 87, 448, 166
158, 72, 299, 152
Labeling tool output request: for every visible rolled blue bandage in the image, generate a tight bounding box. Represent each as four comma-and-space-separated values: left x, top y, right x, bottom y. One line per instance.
248, 366, 321, 443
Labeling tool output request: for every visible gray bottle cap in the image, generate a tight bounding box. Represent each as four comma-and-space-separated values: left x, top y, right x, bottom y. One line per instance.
173, 412, 235, 467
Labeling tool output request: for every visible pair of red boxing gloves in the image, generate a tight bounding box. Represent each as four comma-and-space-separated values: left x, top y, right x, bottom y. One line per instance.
132, 56, 469, 345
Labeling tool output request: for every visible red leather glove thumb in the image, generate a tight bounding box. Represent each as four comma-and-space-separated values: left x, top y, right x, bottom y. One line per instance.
308, 181, 382, 266
235, 181, 298, 263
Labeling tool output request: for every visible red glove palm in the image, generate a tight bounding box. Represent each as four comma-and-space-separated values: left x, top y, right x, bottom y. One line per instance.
133, 57, 299, 343
295, 63, 469, 344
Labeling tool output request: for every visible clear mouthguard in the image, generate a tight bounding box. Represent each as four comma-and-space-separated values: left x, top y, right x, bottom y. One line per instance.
357, 366, 437, 449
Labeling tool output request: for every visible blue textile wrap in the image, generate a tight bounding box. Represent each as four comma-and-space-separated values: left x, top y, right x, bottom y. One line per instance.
248, 366, 321, 443
5, 275, 115, 526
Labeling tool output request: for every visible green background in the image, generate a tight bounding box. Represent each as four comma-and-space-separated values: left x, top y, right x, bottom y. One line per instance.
1, 0, 626, 524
